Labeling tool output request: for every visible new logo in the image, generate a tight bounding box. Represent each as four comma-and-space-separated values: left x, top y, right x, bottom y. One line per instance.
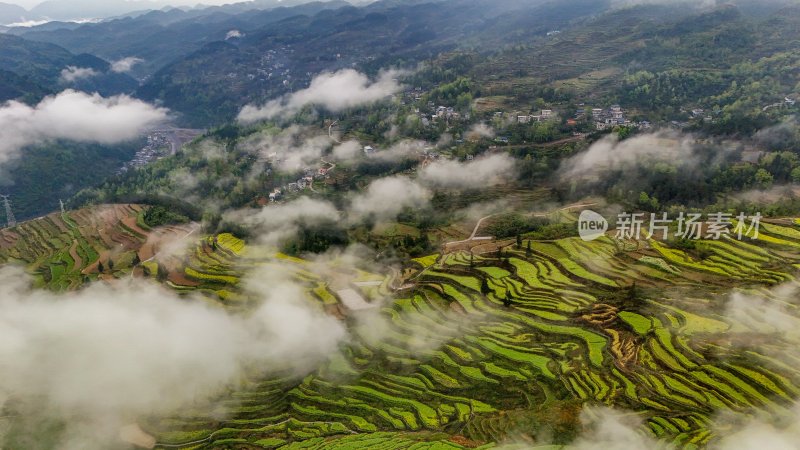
578, 210, 608, 241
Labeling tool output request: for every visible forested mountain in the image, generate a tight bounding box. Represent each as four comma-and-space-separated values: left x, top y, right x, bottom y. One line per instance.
0, 34, 144, 221
0, 68, 50, 103
3, 0, 799, 221
73, 0, 800, 221
0, 33, 138, 101
131, 0, 606, 125
1, 141, 142, 221
15, 0, 799, 127
10, 1, 352, 79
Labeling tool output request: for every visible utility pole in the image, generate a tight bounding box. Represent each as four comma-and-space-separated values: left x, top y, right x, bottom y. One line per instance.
1, 195, 16, 228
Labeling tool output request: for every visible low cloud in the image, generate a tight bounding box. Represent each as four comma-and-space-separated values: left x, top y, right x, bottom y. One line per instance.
723, 283, 800, 344
239, 126, 331, 172
754, 117, 800, 150
225, 197, 340, 245
59, 66, 99, 83
566, 407, 666, 450
371, 139, 427, 162
710, 405, 800, 450
558, 132, 730, 182
436, 132, 453, 148
726, 185, 800, 206
419, 153, 516, 189
0, 265, 345, 448
348, 176, 431, 222
704, 283, 800, 449
332, 140, 362, 161
238, 69, 405, 123
225, 29, 243, 40
0, 90, 169, 167
467, 123, 496, 140
110, 57, 144, 73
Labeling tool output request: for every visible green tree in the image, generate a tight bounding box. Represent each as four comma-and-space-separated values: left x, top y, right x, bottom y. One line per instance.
755, 168, 774, 189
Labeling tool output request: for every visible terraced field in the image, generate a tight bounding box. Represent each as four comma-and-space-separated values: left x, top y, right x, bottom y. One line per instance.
133, 219, 800, 449
5, 209, 800, 449
0, 204, 195, 290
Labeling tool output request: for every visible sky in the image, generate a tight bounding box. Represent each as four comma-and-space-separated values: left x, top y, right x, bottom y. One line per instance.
3, 0, 254, 10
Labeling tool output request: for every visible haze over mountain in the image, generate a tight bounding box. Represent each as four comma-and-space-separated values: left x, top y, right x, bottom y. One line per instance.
0, 0, 353, 23
0, 1, 27, 24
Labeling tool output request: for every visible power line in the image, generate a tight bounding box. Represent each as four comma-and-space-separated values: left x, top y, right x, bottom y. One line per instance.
1, 195, 16, 228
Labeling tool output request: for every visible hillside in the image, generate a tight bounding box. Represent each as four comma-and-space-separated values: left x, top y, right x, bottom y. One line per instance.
11, 1, 352, 79
465, 3, 800, 123
0, 33, 146, 222
0, 68, 51, 103
134, 0, 610, 126
4, 204, 800, 448
0, 204, 194, 290
15, 0, 794, 126
0, 34, 139, 99
2, 140, 143, 222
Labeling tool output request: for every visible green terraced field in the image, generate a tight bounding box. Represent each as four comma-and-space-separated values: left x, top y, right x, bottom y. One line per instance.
0, 204, 196, 290
6, 210, 800, 449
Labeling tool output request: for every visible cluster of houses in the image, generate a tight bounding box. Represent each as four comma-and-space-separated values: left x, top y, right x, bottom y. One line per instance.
413, 104, 470, 127
494, 104, 651, 131
401, 89, 472, 127
228, 45, 310, 88
268, 163, 334, 202
588, 105, 625, 130
434, 105, 465, 122
118, 132, 170, 173
584, 105, 651, 131
505, 109, 556, 124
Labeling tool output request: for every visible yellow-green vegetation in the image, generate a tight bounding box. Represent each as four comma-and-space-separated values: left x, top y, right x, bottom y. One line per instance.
9, 207, 800, 450
413, 254, 440, 268
0, 204, 182, 290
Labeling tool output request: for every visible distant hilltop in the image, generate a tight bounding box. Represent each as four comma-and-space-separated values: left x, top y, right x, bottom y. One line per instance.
0, 0, 348, 26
